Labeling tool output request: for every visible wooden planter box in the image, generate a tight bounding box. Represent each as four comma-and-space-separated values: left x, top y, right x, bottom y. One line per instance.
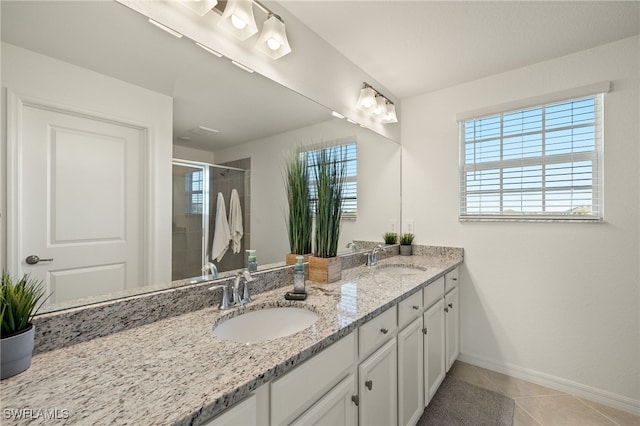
308, 256, 342, 283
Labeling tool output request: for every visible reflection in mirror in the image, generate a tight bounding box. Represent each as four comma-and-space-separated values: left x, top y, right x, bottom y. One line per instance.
1, 0, 400, 313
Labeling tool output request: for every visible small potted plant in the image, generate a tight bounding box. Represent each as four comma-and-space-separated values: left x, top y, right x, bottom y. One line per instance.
400, 233, 415, 256
1, 272, 49, 379
383, 232, 398, 245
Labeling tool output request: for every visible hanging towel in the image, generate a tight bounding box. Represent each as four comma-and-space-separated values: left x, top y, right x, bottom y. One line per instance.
210, 192, 231, 262
228, 188, 244, 254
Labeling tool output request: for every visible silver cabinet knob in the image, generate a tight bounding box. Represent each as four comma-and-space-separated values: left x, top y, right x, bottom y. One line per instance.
444, 307, 449, 313
380, 328, 388, 334
365, 380, 373, 391
422, 327, 428, 335
25, 255, 53, 265
448, 303, 453, 308
412, 305, 420, 310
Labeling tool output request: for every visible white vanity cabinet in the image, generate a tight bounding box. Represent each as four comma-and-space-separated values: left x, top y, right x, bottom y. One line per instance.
203, 384, 269, 426
423, 298, 446, 403
271, 332, 357, 425
398, 316, 425, 426
444, 269, 460, 372
358, 338, 398, 426
358, 305, 398, 426
291, 374, 358, 426
207, 266, 461, 426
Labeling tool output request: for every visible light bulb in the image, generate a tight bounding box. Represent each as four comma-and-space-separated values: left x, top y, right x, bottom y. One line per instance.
266, 38, 281, 50
231, 14, 247, 29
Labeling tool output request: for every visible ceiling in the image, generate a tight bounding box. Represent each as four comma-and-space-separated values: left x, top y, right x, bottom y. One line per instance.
280, 1, 640, 99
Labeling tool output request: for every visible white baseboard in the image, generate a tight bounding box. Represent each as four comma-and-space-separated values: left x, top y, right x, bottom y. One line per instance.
458, 352, 640, 416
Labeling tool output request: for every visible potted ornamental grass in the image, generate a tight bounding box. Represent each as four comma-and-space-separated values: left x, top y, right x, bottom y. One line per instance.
284, 151, 313, 265
1, 272, 49, 379
383, 232, 398, 245
308, 146, 347, 283
400, 233, 415, 256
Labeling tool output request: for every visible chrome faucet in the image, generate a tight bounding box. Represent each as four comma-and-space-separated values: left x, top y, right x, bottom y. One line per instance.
209, 282, 231, 310
365, 244, 385, 266
346, 242, 361, 252
201, 261, 218, 279
233, 269, 255, 305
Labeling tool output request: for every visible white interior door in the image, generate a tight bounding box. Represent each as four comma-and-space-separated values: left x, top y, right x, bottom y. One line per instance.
10, 97, 145, 307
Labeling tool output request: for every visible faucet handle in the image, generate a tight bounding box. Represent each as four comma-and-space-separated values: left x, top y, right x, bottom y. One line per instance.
209, 284, 231, 310
242, 279, 252, 304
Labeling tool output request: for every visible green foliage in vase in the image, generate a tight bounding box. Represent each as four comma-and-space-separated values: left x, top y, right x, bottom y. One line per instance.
284, 152, 312, 255
1, 272, 49, 336
383, 232, 398, 244
312, 146, 347, 258
400, 233, 415, 245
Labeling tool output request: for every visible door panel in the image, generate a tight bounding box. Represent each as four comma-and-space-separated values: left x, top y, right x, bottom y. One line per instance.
16, 102, 145, 306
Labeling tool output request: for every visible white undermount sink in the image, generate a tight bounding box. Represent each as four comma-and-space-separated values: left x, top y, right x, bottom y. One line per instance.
213, 307, 319, 344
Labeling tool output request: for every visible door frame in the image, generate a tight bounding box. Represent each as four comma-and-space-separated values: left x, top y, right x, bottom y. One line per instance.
5, 89, 156, 287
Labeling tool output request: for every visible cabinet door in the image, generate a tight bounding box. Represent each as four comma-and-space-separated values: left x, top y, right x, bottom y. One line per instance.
423, 299, 445, 405
203, 384, 268, 426
359, 338, 397, 426
445, 286, 460, 372
291, 374, 357, 426
398, 317, 424, 426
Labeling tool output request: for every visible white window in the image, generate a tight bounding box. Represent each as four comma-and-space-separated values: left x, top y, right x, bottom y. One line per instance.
459, 94, 603, 221
304, 142, 357, 219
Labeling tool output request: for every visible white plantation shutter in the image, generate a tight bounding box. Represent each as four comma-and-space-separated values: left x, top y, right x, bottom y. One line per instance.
459, 94, 604, 221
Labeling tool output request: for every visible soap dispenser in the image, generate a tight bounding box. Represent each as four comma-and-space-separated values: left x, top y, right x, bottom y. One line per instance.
293, 255, 306, 294
285, 255, 307, 301
247, 250, 257, 272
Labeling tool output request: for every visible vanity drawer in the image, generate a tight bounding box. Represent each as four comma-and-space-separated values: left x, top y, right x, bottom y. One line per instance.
359, 306, 397, 359
423, 276, 444, 309
445, 268, 459, 292
398, 291, 422, 328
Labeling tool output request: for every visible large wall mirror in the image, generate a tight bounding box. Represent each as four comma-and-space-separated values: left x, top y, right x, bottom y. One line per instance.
2, 1, 401, 313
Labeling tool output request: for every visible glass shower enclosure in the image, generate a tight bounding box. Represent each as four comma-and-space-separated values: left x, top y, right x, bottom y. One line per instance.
172, 160, 247, 281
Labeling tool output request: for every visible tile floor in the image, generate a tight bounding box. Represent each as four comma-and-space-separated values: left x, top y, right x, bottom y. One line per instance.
448, 361, 640, 426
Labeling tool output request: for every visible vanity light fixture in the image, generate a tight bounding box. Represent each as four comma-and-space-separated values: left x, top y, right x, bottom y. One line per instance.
148, 18, 183, 38
196, 42, 223, 58
357, 84, 377, 110
218, 0, 258, 40
256, 13, 291, 59
382, 102, 398, 123
179, 0, 218, 16
357, 82, 398, 124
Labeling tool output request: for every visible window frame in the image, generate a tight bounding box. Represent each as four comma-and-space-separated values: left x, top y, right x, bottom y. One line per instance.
458, 94, 604, 222
302, 141, 358, 220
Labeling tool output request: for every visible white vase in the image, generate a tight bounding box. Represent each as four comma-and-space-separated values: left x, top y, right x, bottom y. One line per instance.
1, 324, 35, 380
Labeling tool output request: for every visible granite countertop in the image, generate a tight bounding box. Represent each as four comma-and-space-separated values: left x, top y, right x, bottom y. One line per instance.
0, 254, 462, 425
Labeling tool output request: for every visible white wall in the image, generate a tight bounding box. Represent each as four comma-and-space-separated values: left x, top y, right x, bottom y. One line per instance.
173, 145, 215, 164
402, 36, 639, 411
215, 118, 401, 265
1, 42, 174, 286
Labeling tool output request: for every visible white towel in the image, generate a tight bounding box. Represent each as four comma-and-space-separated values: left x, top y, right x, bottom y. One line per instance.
210, 192, 231, 262
228, 188, 244, 254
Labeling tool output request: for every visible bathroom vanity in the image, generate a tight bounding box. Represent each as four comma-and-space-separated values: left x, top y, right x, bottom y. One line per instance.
0, 250, 462, 426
